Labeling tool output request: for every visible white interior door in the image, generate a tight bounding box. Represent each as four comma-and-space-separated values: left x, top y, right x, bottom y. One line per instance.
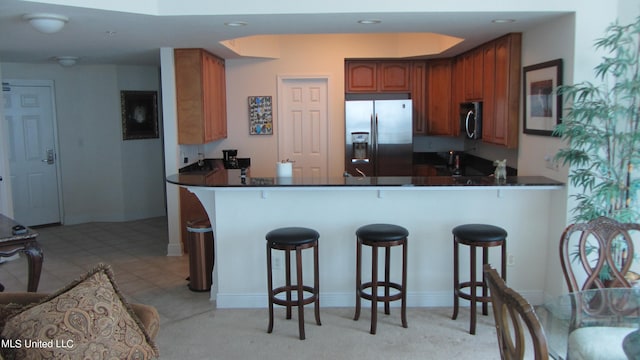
277, 77, 329, 179
3, 80, 61, 226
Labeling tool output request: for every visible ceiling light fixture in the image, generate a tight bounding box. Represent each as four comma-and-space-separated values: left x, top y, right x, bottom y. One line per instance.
224, 21, 248, 27
56, 56, 78, 67
23, 13, 69, 34
357, 19, 382, 25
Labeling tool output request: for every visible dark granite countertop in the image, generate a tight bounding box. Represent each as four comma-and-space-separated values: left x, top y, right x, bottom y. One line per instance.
167, 171, 563, 188
170, 157, 562, 188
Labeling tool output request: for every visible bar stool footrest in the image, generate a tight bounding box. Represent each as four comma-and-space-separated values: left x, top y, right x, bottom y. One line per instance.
358, 281, 404, 302
455, 281, 491, 304
271, 285, 318, 307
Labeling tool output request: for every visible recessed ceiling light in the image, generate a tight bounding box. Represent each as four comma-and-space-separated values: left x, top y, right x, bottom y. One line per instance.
225, 21, 248, 27
55, 56, 78, 67
358, 19, 382, 25
491, 19, 516, 24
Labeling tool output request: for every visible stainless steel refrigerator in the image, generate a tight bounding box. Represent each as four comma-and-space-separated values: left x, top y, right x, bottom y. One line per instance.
345, 100, 413, 176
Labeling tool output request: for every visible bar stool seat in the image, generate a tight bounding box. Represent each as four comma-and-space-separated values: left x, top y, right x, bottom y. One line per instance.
266, 227, 321, 340
451, 224, 507, 335
354, 223, 408, 335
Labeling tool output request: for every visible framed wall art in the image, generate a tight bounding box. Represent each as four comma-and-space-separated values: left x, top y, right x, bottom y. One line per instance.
121, 90, 159, 140
248, 96, 273, 135
523, 59, 563, 136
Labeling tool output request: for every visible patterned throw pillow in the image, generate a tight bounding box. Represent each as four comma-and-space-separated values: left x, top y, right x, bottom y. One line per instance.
0, 264, 158, 359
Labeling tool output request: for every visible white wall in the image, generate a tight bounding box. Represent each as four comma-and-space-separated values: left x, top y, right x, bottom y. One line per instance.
0, 63, 166, 224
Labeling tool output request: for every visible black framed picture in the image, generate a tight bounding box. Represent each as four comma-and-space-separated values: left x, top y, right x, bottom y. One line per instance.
523, 59, 563, 136
121, 90, 159, 140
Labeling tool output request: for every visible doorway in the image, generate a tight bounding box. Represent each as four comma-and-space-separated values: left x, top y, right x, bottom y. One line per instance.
3, 80, 62, 226
277, 76, 329, 179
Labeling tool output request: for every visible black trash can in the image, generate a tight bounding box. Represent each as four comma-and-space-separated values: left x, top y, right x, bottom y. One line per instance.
186, 219, 214, 292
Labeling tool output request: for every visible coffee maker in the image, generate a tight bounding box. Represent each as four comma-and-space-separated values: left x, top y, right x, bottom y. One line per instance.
222, 149, 238, 169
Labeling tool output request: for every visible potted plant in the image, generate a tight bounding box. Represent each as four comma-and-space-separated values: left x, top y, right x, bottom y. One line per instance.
554, 16, 640, 284
554, 16, 640, 224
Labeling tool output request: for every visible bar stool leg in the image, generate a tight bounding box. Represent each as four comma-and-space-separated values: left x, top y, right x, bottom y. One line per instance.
501, 241, 507, 282
285, 249, 292, 320
296, 247, 305, 340
470, 244, 477, 335
314, 243, 321, 326
482, 247, 489, 316
384, 246, 391, 315
267, 244, 274, 334
354, 237, 362, 321
401, 239, 408, 328
452, 236, 459, 320
370, 244, 378, 335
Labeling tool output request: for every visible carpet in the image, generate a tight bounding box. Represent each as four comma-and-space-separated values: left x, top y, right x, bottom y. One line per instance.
157, 307, 501, 359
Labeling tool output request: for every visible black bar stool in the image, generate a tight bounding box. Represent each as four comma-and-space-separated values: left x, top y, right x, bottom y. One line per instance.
266, 227, 321, 340
354, 223, 408, 334
451, 224, 507, 335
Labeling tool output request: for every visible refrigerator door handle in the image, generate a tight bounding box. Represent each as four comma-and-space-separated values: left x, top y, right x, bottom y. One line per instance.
373, 113, 379, 174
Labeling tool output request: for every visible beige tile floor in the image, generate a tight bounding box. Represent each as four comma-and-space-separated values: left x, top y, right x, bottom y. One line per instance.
0, 216, 214, 325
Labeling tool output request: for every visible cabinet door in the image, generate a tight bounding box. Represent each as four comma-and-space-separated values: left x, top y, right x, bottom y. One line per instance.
427, 60, 455, 136
346, 62, 377, 92
481, 43, 496, 143
202, 53, 216, 142
176, 49, 227, 144
463, 48, 483, 101
206, 55, 227, 141
378, 62, 411, 92
494, 34, 521, 148
411, 61, 428, 135
452, 57, 464, 133
175, 49, 205, 144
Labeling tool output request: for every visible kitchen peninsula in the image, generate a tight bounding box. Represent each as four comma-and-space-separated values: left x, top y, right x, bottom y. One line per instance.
167, 169, 563, 309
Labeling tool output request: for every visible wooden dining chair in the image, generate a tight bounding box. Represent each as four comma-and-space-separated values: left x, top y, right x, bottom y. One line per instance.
559, 216, 640, 293
483, 264, 549, 360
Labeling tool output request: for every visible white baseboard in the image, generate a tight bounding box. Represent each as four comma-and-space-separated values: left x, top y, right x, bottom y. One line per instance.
214, 290, 544, 309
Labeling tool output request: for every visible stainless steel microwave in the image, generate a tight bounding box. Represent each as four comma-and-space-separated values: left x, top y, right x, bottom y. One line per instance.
460, 102, 482, 139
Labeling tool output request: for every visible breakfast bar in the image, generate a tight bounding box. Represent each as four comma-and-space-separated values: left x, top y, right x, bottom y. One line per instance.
167, 170, 563, 309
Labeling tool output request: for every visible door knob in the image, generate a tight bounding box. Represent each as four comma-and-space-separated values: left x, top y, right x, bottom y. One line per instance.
42, 149, 55, 165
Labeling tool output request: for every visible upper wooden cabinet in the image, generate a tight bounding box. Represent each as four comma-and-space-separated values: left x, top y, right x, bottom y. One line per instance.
345, 61, 411, 93
481, 33, 521, 148
426, 59, 456, 136
175, 48, 227, 144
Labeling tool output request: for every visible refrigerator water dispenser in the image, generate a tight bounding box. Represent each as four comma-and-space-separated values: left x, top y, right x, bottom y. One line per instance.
351, 132, 369, 162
